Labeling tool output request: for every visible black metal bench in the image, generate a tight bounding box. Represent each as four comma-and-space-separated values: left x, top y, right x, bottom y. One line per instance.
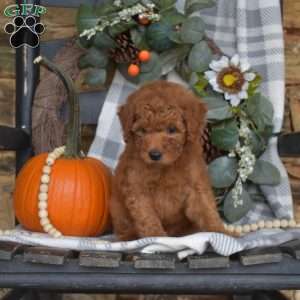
0, 0, 299, 299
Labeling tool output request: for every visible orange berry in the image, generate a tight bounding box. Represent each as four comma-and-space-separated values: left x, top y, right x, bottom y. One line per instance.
128, 64, 140, 77
138, 15, 150, 25
138, 50, 151, 62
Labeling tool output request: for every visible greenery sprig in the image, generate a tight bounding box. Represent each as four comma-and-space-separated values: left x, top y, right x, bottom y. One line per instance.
193, 54, 281, 222
76, 0, 216, 85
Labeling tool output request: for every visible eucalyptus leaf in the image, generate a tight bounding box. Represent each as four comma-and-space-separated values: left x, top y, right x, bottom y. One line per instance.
95, 1, 119, 16
109, 20, 136, 37
159, 46, 190, 75
146, 22, 175, 52
175, 60, 193, 82
185, 0, 216, 15
79, 47, 108, 69
123, 0, 140, 5
188, 41, 212, 72
224, 188, 253, 222
130, 28, 149, 49
211, 119, 239, 151
258, 124, 274, 142
208, 156, 238, 188
169, 31, 183, 44
85, 68, 107, 86
161, 8, 186, 26
93, 32, 117, 49
202, 95, 233, 121
152, 0, 176, 9
244, 183, 267, 203
77, 36, 93, 49
248, 130, 266, 156
76, 4, 99, 32
248, 160, 281, 185
180, 16, 205, 44
245, 94, 274, 131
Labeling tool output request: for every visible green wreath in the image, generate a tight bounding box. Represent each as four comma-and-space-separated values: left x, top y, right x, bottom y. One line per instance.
76, 0, 280, 223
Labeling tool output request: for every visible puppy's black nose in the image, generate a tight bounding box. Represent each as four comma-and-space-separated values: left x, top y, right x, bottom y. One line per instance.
149, 150, 162, 161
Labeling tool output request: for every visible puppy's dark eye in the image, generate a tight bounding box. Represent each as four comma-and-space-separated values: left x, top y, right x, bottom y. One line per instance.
166, 126, 177, 134
136, 128, 146, 136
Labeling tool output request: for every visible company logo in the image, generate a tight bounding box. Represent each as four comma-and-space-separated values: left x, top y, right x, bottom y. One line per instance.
3, 4, 47, 48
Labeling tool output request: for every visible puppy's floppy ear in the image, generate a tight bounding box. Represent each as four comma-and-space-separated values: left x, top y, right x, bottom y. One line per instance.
183, 94, 207, 143
118, 101, 135, 143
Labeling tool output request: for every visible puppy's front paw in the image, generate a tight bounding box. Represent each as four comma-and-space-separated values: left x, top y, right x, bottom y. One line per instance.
137, 227, 168, 238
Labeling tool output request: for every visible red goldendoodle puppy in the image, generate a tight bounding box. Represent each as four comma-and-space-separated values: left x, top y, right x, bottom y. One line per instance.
110, 81, 226, 241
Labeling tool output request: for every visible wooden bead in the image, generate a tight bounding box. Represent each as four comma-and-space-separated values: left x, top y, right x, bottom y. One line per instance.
46, 157, 55, 166
48, 153, 57, 160
250, 223, 258, 231
273, 219, 281, 228
43, 224, 53, 232
38, 210, 48, 218
289, 219, 296, 227
38, 193, 48, 201
41, 174, 50, 184
39, 184, 49, 193
57, 146, 65, 154
42, 166, 51, 174
243, 224, 251, 233
258, 220, 265, 229
53, 231, 62, 238
280, 219, 289, 228
227, 225, 235, 232
265, 220, 273, 229
55, 147, 64, 155
49, 228, 57, 236
234, 225, 242, 234
38, 201, 48, 209
40, 217, 50, 226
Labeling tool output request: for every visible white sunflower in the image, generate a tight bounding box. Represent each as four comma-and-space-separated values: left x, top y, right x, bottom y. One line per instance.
204, 54, 256, 107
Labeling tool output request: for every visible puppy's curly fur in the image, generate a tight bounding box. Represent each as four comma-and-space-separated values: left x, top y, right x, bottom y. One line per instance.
110, 81, 226, 240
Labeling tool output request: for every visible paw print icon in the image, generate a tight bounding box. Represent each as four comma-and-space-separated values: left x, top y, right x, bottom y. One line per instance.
4, 15, 45, 48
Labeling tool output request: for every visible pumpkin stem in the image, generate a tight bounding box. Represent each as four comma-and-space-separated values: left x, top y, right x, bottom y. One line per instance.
34, 56, 81, 158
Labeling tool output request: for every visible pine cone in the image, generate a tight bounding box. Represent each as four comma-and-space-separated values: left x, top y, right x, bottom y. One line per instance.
201, 126, 223, 164
109, 32, 139, 64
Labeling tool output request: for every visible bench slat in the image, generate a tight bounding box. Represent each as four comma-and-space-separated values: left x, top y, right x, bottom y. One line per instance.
134, 254, 176, 270
0, 242, 24, 261
79, 251, 122, 268
24, 247, 72, 265
239, 247, 283, 266
188, 253, 230, 269
280, 239, 300, 259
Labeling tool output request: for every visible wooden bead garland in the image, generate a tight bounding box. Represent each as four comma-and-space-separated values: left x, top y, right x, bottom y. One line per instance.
225, 218, 300, 235
37, 145, 66, 238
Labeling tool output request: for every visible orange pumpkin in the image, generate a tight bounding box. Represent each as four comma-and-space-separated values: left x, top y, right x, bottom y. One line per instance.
13, 56, 111, 237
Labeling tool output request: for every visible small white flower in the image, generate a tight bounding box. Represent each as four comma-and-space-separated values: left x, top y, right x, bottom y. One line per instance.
205, 54, 256, 107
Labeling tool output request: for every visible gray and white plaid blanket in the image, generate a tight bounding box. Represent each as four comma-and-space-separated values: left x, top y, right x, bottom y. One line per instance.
88, 0, 293, 224
1, 228, 300, 259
